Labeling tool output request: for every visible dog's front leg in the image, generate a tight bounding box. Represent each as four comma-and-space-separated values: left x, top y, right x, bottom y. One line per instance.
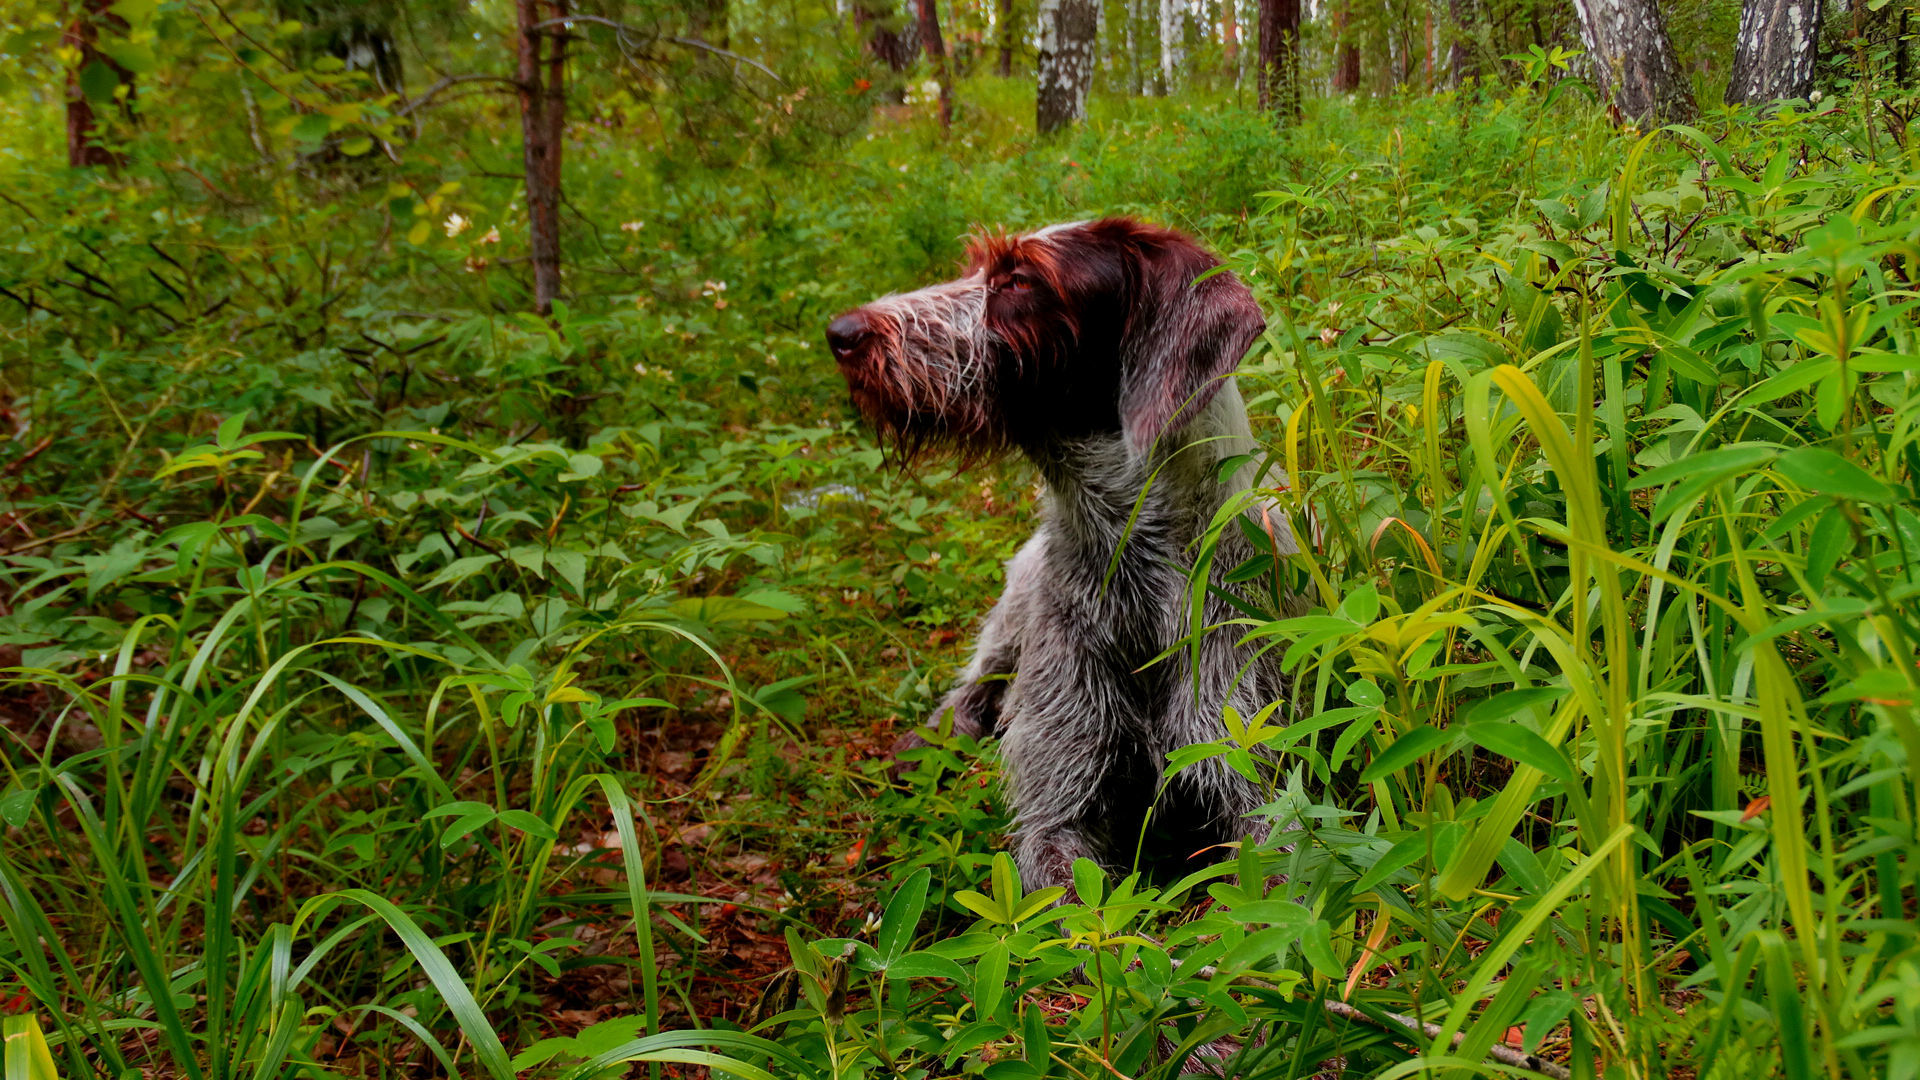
889, 535, 1047, 763
1011, 827, 1099, 892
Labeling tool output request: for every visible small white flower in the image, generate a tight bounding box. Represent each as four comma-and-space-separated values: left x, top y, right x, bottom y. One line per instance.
619, 220, 645, 232
479, 226, 500, 244
700, 280, 728, 297
898, 163, 909, 173
633, 362, 650, 376
1809, 89, 1823, 104
443, 213, 470, 237
860, 910, 884, 936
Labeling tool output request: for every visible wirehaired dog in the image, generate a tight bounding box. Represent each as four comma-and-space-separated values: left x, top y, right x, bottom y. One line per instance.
827, 218, 1298, 893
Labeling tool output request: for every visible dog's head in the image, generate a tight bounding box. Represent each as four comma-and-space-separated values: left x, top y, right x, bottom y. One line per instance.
826, 218, 1266, 463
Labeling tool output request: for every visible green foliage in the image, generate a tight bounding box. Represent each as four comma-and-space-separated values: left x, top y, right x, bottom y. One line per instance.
2, 4, 1920, 1077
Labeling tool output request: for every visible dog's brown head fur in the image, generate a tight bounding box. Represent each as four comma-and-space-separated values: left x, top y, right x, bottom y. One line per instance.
826, 218, 1266, 464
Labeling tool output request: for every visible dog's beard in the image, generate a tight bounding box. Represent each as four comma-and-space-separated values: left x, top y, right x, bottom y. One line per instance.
842, 279, 1010, 464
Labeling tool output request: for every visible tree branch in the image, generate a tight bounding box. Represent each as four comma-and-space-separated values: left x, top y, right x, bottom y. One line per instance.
524, 14, 784, 83
1321, 999, 1573, 1080
400, 74, 527, 117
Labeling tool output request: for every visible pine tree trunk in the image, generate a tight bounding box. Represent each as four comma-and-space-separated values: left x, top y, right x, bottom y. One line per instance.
1037, 0, 1097, 132
1570, 0, 1698, 124
916, 0, 954, 129
1724, 0, 1822, 104
64, 0, 132, 168
1448, 0, 1478, 85
1257, 0, 1300, 119
517, 0, 567, 317
1331, 1, 1360, 91
1424, 9, 1435, 86
998, 0, 1017, 75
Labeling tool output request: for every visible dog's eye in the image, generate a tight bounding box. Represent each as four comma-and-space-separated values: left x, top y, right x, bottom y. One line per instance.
1002, 273, 1037, 294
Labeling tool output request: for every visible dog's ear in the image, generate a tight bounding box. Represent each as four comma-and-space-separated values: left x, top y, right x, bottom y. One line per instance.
1116, 237, 1267, 457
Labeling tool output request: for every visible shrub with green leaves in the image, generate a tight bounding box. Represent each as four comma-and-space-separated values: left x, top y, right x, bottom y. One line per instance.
3, 24, 1919, 1078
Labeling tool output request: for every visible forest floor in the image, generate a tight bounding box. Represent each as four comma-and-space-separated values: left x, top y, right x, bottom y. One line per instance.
3, 69, 1918, 1079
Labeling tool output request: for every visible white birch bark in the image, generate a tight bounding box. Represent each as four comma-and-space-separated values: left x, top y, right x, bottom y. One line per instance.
1569, 0, 1699, 124
1038, 0, 1098, 132
1159, 0, 1187, 93
1725, 0, 1823, 104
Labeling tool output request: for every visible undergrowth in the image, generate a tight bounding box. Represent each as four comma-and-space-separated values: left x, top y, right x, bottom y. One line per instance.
2, 53, 1918, 1080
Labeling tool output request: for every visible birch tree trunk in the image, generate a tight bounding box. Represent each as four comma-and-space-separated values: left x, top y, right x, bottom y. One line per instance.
1724, 0, 1823, 104
1037, 0, 1097, 132
1257, 0, 1300, 119
1158, 0, 1187, 93
516, 0, 567, 316
1126, 0, 1144, 94
856, 1, 921, 71
1570, 0, 1698, 124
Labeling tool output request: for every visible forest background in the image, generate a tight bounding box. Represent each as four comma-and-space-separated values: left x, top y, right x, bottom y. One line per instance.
2, 0, 1919, 1077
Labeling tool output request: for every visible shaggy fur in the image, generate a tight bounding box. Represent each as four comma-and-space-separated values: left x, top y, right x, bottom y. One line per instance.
827, 218, 1296, 891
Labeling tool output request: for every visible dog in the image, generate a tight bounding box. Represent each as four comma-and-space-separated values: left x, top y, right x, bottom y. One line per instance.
827, 218, 1299, 893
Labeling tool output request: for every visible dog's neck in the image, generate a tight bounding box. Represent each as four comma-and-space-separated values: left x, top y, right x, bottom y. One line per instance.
1033, 382, 1259, 558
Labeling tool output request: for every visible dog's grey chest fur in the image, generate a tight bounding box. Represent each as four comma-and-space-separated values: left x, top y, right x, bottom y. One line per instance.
1016, 449, 1211, 733
987, 386, 1293, 857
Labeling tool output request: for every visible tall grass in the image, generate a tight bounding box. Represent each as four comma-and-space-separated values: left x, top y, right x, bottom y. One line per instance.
2, 55, 1918, 1079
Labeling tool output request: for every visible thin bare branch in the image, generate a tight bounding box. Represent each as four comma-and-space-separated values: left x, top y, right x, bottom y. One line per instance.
664, 36, 785, 83
523, 14, 784, 83
1321, 999, 1574, 1080
401, 74, 527, 117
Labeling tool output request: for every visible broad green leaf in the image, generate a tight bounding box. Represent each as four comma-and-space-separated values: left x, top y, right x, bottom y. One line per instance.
1359, 725, 1452, 783
886, 950, 967, 981
971, 940, 1009, 1020
1776, 447, 1897, 502
496, 810, 559, 841
1462, 721, 1576, 786
876, 868, 930, 965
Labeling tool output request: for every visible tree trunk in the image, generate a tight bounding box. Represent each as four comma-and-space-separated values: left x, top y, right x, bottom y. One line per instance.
1257, 0, 1300, 120
998, 0, 1017, 75
690, 0, 729, 47
1424, 9, 1435, 86
915, 0, 954, 129
1157, 0, 1186, 93
1036, 0, 1097, 132
516, 0, 567, 317
1724, 0, 1822, 104
857, 1, 921, 71
1448, 0, 1478, 85
1570, 0, 1698, 124
64, 0, 132, 168
1331, 1, 1360, 91
1126, 0, 1144, 93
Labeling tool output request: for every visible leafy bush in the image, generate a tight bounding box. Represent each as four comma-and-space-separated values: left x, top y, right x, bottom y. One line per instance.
3, 27, 1919, 1079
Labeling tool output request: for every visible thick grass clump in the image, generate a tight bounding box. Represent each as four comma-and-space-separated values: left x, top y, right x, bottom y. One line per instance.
1, 59, 1918, 1080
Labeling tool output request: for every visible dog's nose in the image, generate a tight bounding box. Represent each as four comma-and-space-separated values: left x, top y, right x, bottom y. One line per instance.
826, 312, 873, 361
